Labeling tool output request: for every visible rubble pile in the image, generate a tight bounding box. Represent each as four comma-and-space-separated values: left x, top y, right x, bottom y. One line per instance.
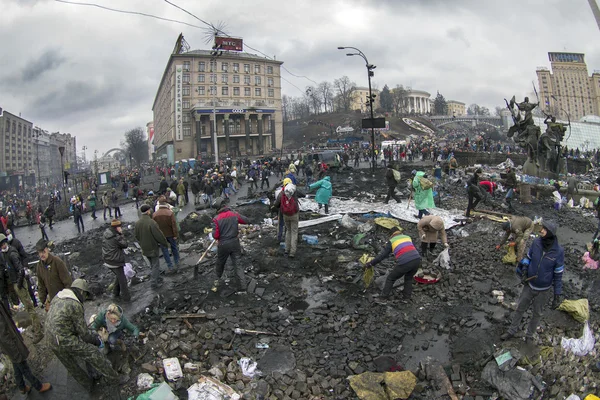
9, 165, 600, 399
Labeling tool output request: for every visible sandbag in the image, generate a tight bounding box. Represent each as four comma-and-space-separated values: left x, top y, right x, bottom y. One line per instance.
348, 371, 416, 400
481, 361, 535, 400
561, 321, 595, 356
557, 299, 590, 322
502, 245, 517, 264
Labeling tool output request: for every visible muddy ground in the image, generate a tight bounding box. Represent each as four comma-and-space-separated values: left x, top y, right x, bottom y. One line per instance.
6, 163, 600, 399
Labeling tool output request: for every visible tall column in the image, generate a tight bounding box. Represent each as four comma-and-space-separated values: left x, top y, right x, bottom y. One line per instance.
194, 112, 202, 157
209, 115, 215, 157
224, 114, 230, 154
270, 117, 276, 150
257, 114, 263, 155
244, 115, 251, 155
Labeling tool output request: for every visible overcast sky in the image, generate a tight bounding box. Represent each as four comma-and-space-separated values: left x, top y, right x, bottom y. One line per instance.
1, 0, 599, 156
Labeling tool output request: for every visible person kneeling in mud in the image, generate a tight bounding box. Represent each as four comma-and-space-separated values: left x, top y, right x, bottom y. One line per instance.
364, 230, 421, 304
89, 304, 140, 352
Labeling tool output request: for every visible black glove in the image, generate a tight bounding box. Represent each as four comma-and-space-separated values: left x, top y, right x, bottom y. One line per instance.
364, 262, 372, 269
552, 295, 561, 309
17, 275, 25, 289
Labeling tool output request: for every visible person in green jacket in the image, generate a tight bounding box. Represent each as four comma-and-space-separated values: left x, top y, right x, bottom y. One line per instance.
309, 176, 332, 214
412, 170, 435, 219
87, 191, 97, 220
90, 304, 139, 351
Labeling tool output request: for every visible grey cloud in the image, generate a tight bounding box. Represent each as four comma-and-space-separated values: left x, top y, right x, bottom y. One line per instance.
29, 81, 119, 119
22, 49, 66, 81
446, 27, 471, 48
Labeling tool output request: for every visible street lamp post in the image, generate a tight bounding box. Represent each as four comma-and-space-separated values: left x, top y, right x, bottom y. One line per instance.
58, 146, 67, 205
82, 145, 87, 165
210, 45, 223, 164
337, 46, 377, 171
34, 130, 41, 203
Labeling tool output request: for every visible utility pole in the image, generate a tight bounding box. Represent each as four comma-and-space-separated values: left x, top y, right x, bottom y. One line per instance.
589, 0, 600, 32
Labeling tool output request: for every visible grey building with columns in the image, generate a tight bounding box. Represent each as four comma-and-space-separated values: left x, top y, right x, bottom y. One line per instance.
152, 38, 283, 163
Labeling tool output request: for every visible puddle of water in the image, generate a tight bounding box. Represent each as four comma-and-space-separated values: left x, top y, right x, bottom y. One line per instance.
288, 300, 309, 312
300, 277, 333, 309
401, 332, 450, 371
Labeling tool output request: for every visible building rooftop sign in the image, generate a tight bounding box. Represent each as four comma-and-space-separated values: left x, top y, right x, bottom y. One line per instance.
215, 36, 243, 52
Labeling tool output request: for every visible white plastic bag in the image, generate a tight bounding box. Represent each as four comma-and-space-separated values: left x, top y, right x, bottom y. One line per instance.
565, 395, 581, 400
124, 263, 135, 279
566, 198, 574, 208
433, 248, 451, 270
561, 321, 595, 356
238, 357, 261, 378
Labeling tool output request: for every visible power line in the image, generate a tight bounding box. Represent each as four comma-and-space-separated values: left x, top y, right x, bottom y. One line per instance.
161, 0, 319, 85
54, 0, 205, 29
55, 0, 320, 86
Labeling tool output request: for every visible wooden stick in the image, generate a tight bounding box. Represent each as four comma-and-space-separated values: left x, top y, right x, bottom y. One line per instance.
162, 313, 214, 319
406, 191, 413, 209
196, 240, 216, 265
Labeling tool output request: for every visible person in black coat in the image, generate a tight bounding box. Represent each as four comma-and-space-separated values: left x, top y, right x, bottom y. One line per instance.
465, 168, 483, 217
0, 301, 51, 394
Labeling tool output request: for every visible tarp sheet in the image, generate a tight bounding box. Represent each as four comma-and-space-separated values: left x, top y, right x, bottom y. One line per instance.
298, 198, 463, 228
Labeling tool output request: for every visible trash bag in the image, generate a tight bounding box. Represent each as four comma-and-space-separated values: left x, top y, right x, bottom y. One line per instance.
432, 248, 451, 270
561, 321, 595, 356
585, 395, 600, 400
238, 357, 261, 378
359, 254, 374, 266
565, 395, 582, 400
124, 263, 135, 279
582, 252, 598, 270
353, 233, 372, 251
341, 214, 361, 230
566, 198, 574, 208
502, 245, 517, 264
557, 299, 590, 322
481, 361, 535, 400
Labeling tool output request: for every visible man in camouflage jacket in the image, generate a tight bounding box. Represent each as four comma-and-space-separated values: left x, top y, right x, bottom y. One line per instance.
45, 279, 119, 391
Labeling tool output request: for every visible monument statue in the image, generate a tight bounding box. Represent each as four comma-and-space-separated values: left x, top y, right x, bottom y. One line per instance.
538, 115, 567, 174
506, 96, 542, 173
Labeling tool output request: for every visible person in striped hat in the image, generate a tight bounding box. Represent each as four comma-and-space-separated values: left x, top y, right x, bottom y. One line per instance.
364, 230, 421, 304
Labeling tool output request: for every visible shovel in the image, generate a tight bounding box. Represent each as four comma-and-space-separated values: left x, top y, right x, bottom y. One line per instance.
194, 240, 216, 278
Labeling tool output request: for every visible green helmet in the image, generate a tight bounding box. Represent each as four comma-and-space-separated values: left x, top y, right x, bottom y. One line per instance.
71, 279, 90, 293
0, 234, 6, 243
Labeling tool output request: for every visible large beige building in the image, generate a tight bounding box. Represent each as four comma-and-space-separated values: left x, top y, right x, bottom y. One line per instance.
350, 87, 380, 112
536, 52, 600, 120
447, 100, 466, 116
0, 111, 34, 188
152, 36, 284, 163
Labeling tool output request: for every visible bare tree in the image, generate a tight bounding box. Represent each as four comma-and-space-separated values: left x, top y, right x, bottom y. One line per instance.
120, 127, 148, 167
391, 85, 410, 116
317, 82, 333, 113
305, 86, 322, 115
333, 76, 357, 112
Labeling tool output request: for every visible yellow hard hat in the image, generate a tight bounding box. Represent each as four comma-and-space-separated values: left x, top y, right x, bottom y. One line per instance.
283, 178, 292, 186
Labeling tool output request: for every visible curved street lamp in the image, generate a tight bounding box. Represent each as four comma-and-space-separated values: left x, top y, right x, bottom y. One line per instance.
337, 46, 377, 171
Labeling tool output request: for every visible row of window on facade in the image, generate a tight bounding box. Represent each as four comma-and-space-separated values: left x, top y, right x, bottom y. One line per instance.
182, 86, 275, 97
4, 120, 32, 137
182, 73, 274, 86
183, 61, 274, 75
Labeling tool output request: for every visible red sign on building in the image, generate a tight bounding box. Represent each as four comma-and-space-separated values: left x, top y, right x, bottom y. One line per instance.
215, 37, 243, 52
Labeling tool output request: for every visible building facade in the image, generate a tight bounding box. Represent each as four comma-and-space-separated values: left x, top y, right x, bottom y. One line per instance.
447, 100, 466, 116
536, 52, 600, 120
32, 127, 78, 187
351, 87, 380, 112
0, 111, 34, 188
152, 37, 284, 163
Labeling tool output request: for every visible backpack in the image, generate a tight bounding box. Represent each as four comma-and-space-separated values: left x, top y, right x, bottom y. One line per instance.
392, 169, 401, 183
281, 193, 299, 216
419, 176, 434, 190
